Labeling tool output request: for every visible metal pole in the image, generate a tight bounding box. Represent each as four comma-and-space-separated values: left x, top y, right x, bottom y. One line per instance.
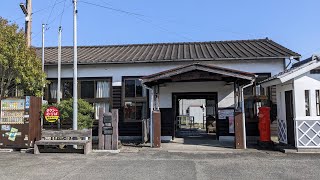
240, 80, 254, 149
41, 24, 45, 73
72, 0, 78, 131
240, 86, 247, 149
150, 88, 154, 147
57, 26, 62, 129
41, 23, 45, 128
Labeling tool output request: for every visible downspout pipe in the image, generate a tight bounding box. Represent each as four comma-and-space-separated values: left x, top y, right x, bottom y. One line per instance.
240, 79, 255, 149
140, 79, 154, 148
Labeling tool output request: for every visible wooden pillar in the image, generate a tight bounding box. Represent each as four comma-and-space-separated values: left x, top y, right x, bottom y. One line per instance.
235, 112, 244, 149
111, 109, 119, 150
153, 111, 161, 148
98, 108, 104, 150
104, 112, 112, 150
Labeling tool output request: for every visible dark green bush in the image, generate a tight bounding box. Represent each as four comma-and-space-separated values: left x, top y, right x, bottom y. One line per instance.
43, 98, 94, 130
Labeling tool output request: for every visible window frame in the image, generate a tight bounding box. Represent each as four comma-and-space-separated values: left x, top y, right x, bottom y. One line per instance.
243, 73, 271, 121
122, 77, 149, 122
316, 90, 320, 116
305, 90, 311, 116
46, 77, 113, 118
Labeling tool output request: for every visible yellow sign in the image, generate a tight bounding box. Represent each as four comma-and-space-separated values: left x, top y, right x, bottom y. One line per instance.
45, 116, 59, 123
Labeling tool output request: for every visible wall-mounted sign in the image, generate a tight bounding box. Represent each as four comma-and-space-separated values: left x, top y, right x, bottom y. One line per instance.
218, 109, 234, 119
0, 99, 25, 124
44, 106, 60, 123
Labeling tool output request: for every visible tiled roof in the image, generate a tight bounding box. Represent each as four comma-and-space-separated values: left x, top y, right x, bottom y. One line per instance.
141, 63, 256, 86
37, 38, 300, 65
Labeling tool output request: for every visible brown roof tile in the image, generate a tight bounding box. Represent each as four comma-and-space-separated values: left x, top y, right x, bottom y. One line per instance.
37, 38, 301, 65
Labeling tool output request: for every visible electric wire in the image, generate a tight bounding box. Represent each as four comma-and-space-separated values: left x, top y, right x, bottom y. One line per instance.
32, 2, 72, 42
78, 1, 194, 41
46, 0, 60, 28
79, 1, 145, 17
59, 0, 67, 26
10, 0, 66, 22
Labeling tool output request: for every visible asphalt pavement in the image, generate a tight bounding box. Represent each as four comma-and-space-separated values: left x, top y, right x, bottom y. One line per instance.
0, 150, 320, 180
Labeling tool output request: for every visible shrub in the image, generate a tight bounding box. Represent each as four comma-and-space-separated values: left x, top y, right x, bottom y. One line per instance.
43, 98, 94, 130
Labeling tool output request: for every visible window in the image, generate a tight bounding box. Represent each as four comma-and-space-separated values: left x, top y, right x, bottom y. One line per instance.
243, 73, 271, 121
81, 81, 94, 98
316, 90, 320, 116
123, 78, 148, 122
125, 79, 146, 98
46, 78, 111, 119
305, 90, 310, 116
124, 102, 147, 121
63, 81, 73, 98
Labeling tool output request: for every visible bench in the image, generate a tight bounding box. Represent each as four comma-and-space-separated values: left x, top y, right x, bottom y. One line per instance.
34, 129, 92, 155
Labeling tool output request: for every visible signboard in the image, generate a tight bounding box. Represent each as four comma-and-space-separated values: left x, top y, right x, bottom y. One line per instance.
25, 96, 30, 109
218, 109, 234, 119
0, 99, 25, 124
44, 106, 60, 123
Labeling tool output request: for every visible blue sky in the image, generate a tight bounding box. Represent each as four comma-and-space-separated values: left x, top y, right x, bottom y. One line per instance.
1, 0, 320, 59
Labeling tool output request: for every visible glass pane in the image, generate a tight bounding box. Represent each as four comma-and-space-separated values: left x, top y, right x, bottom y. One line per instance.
136, 79, 143, 97
81, 81, 94, 99
125, 80, 135, 98
124, 101, 136, 121
96, 81, 110, 98
316, 90, 320, 116
94, 103, 110, 120
63, 81, 73, 98
305, 90, 310, 116
243, 86, 253, 96
49, 81, 57, 99
136, 102, 147, 120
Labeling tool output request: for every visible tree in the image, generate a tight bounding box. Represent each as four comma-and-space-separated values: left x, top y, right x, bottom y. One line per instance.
0, 17, 46, 98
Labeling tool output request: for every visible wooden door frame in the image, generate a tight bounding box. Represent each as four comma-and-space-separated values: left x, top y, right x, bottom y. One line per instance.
172, 92, 218, 139
285, 90, 295, 146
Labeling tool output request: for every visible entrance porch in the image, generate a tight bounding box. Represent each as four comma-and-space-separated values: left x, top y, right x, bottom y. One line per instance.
141, 63, 256, 149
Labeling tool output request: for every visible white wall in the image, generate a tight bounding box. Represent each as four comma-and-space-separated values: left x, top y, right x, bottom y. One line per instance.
159, 81, 234, 108
294, 72, 320, 120
45, 59, 284, 85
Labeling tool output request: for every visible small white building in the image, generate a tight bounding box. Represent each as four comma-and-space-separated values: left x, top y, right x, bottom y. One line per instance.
261, 55, 320, 149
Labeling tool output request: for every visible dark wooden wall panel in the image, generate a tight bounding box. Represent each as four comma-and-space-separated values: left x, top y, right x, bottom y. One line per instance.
160, 108, 174, 137
113, 86, 143, 137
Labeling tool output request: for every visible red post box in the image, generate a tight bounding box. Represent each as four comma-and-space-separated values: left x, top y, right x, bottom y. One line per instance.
258, 107, 271, 142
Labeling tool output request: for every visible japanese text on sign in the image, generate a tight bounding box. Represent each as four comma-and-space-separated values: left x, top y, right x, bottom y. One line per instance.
44, 106, 60, 123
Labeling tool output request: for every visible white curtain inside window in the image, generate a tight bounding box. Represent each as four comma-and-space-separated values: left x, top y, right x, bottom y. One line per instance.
50, 82, 57, 99
96, 81, 110, 98
94, 103, 110, 120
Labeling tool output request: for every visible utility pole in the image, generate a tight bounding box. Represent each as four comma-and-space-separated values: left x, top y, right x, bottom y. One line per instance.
73, 0, 78, 131
20, 0, 32, 47
57, 26, 62, 129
